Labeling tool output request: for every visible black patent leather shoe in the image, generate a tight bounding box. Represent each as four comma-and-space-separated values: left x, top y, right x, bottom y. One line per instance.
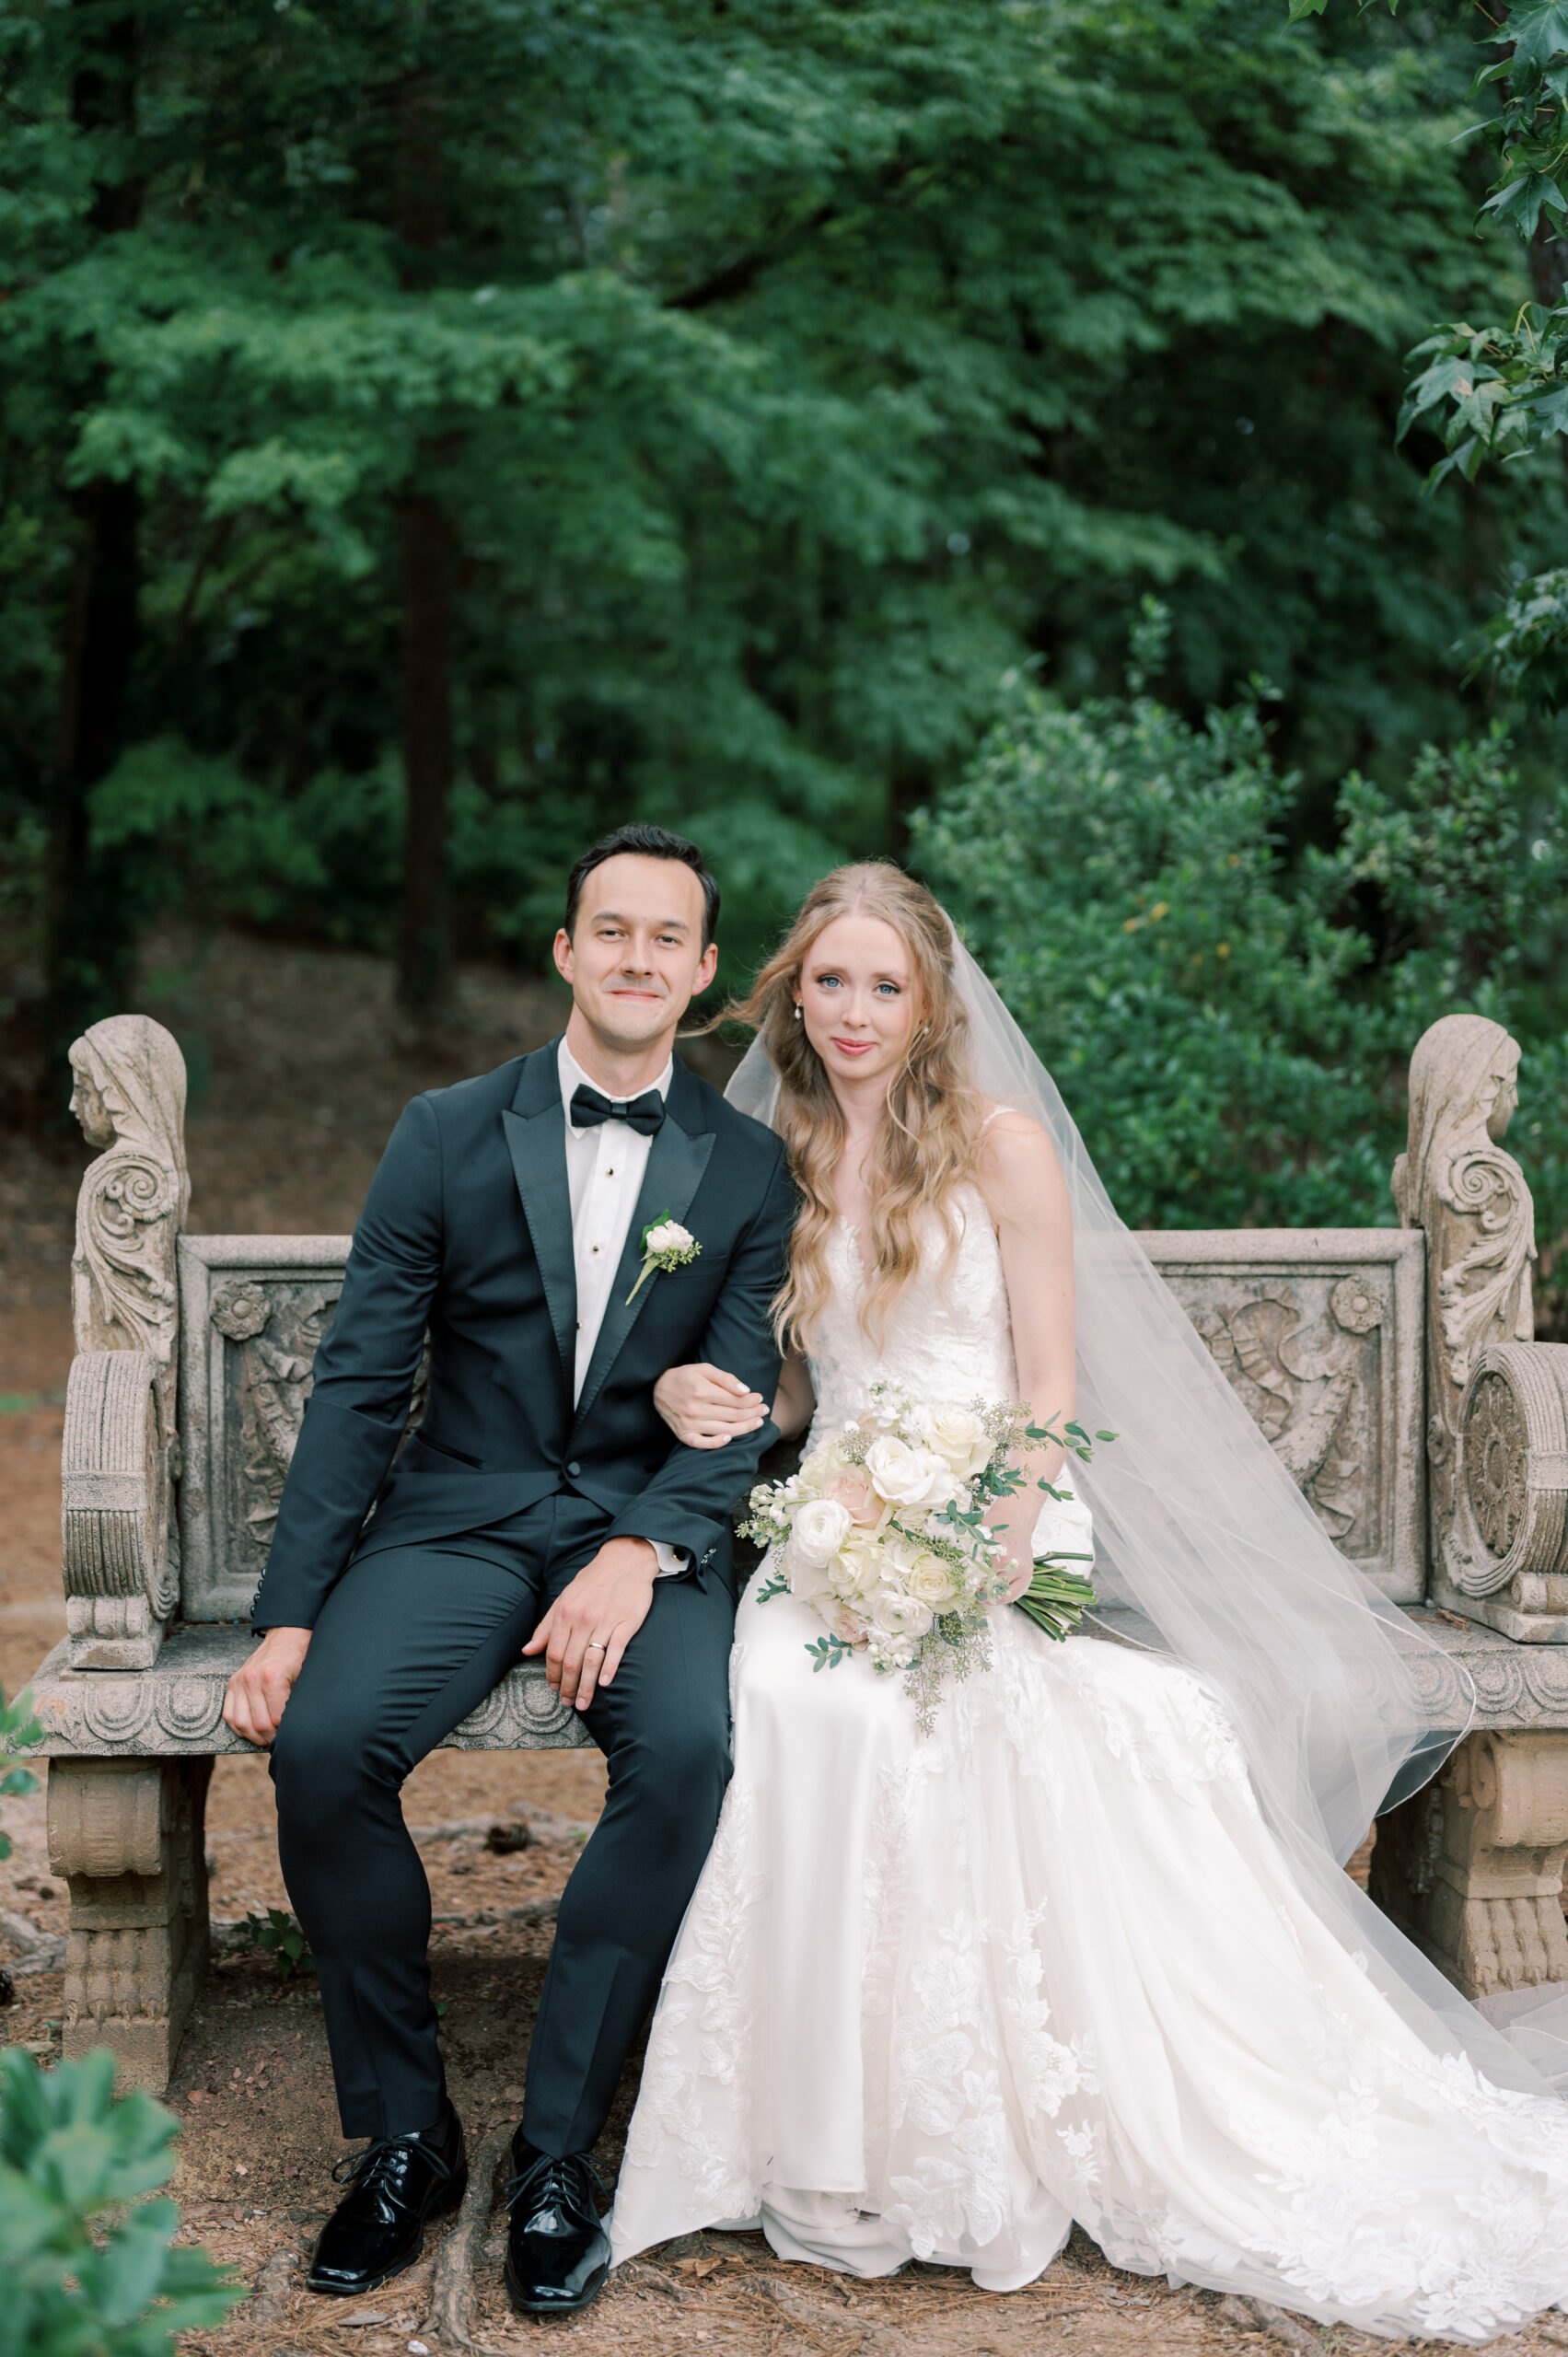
502, 2138, 610, 2316
306, 2107, 468, 2296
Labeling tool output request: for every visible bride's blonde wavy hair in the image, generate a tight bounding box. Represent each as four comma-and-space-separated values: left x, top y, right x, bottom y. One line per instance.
725, 864, 986, 1349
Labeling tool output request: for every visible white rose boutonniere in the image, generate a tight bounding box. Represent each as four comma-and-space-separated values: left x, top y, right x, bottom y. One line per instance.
627, 1211, 701, 1304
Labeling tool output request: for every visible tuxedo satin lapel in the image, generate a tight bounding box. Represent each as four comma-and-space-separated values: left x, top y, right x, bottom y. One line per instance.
571, 1106, 715, 1429
501, 1044, 575, 1392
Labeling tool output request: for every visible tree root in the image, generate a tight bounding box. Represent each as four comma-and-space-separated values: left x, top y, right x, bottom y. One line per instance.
424, 2122, 514, 2355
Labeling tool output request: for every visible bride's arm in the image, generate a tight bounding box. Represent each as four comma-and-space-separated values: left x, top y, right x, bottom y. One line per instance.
977, 1110, 1076, 1599
654, 1351, 815, 1451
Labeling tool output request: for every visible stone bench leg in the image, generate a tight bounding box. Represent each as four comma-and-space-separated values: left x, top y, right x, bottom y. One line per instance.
1370, 1729, 1568, 1997
46, 1755, 212, 2093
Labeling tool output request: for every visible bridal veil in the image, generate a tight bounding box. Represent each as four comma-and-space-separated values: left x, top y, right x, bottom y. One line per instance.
725, 917, 1568, 2098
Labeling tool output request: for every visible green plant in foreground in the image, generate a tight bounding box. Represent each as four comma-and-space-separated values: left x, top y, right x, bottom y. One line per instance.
0, 2046, 242, 2357
236, 1907, 314, 1982
0, 1686, 41, 1863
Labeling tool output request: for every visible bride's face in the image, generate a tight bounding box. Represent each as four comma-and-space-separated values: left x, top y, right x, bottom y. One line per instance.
795, 914, 920, 1097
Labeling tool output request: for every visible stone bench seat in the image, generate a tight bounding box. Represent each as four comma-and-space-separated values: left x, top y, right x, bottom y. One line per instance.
27, 1608, 1568, 1762
28, 1624, 591, 1757
28, 1006, 1568, 2092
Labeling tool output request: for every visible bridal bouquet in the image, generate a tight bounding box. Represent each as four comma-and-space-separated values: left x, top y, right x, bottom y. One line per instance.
741, 1381, 1106, 1729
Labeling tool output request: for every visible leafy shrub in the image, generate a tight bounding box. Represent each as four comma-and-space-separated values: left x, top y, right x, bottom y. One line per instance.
232, 1906, 314, 1982
0, 1686, 41, 1863
916, 609, 1568, 1269
0, 2046, 241, 2356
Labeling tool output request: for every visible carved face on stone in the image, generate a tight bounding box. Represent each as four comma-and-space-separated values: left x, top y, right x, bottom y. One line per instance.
1403, 1013, 1523, 1185
1482, 1047, 1520, 1144
67, 1016, 189, 1175
67, 1048, 116, 1150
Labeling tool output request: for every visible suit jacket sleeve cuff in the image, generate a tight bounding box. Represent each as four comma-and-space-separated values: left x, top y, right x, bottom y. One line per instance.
606, 1512, 722, 1573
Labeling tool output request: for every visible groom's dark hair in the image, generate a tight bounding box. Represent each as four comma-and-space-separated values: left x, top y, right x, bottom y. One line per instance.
565, 823, 721, 950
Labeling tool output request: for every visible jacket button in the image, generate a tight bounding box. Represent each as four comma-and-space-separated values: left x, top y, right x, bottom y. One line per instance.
566, 1460, 581, 1478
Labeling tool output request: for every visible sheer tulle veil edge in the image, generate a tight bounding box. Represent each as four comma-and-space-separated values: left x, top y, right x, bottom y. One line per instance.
724, 918, 1568, 2096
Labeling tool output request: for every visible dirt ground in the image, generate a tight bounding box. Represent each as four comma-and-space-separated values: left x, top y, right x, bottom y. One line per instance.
5, 930, 1568, 2357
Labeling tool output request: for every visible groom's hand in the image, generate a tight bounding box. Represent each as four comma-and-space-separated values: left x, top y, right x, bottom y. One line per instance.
524, 1537, 657, 1712
223, 1627, 312, 1746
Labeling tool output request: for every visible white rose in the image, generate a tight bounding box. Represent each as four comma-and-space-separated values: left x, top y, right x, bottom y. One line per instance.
865, 1434, 958, 1513
645, 1220, 693, 1255
830, 1534, 885, 1599
923, 1407, 994, 1482
790, 1497, 853, 1566
798, 1434, 854, 1491
903, 1550, 963, 1610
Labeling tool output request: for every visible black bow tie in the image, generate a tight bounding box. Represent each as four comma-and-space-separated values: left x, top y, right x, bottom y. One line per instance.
569, 1083, 666, 1137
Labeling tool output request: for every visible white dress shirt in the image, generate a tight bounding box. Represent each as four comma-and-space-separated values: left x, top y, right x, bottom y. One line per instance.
558, 1038, 684, 1576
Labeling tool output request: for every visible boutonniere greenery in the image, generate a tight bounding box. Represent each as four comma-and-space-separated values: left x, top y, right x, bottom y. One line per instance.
627, 1213, 701, 1304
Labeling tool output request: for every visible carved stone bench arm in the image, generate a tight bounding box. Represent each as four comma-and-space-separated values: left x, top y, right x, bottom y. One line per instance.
62, 1351, 175, 1671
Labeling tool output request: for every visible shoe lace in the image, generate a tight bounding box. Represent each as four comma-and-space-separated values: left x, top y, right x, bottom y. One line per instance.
333, 2131, 458, 2202
502, 2150, 609, 2217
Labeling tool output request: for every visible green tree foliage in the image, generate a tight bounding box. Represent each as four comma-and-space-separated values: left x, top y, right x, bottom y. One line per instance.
1290, 1, 1568, 704
0, 2046, 240, 2356
1, 0, 1558, 1022
918, 606, 1568, 1297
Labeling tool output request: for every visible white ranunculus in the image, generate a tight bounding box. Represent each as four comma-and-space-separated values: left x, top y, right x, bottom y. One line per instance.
791, 1497, 854, 1566
865, 1584, 935, 1643
865, 1434, 958, 1512
645, 1219, 694, 1256
923, 1406, 994, 1482
782, 1536, 833, 1602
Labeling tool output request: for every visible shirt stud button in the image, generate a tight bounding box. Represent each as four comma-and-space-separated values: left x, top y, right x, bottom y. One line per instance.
566, 1461, 581, 1478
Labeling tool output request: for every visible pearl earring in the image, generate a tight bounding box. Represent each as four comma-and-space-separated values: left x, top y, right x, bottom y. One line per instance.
794, 1005, 803, 1021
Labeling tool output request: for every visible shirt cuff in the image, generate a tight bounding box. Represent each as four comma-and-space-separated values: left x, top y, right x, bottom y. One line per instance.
649, 1539, 689, 1579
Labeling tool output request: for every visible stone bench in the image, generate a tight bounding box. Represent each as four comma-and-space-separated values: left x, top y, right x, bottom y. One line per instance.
24, 1008, 1568, 2089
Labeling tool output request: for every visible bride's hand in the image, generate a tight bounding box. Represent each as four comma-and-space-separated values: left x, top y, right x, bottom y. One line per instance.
992, 1522, 1034, 1603
655, 1363, 766, 1450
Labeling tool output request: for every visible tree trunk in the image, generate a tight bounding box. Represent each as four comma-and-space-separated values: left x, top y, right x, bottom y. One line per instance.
397, 495, 455, 1019
1528, 219, 1568, 502
392, 59, 455, 1021
43, 6, 144, 1075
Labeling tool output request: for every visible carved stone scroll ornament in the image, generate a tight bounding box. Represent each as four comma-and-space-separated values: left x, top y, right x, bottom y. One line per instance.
61, 1352, 174, 1670
1454, 1342, 1568, 1612
1393, 1015, 1547, 1633
64, 1017, 191, 1667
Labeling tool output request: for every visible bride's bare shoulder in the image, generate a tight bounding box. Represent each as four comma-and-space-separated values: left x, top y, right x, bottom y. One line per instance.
975, 1104, 1069, 1220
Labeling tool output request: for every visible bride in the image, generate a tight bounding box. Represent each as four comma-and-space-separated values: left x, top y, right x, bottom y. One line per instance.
606, 863, 1568, 2340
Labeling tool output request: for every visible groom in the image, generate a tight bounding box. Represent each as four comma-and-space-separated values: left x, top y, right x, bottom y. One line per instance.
222, 824, 794, 2316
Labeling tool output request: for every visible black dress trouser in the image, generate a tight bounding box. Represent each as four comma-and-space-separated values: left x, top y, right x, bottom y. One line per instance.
268, 1490, 736, 2154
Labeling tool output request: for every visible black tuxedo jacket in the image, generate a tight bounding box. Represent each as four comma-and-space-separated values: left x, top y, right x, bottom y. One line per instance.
250, 1040, 796, 1631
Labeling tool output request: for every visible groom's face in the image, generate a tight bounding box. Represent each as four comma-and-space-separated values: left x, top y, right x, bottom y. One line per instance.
554, 853, 717, 1054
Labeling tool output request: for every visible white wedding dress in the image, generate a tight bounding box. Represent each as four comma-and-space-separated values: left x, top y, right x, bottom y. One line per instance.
608, 1190, 1568, 2341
